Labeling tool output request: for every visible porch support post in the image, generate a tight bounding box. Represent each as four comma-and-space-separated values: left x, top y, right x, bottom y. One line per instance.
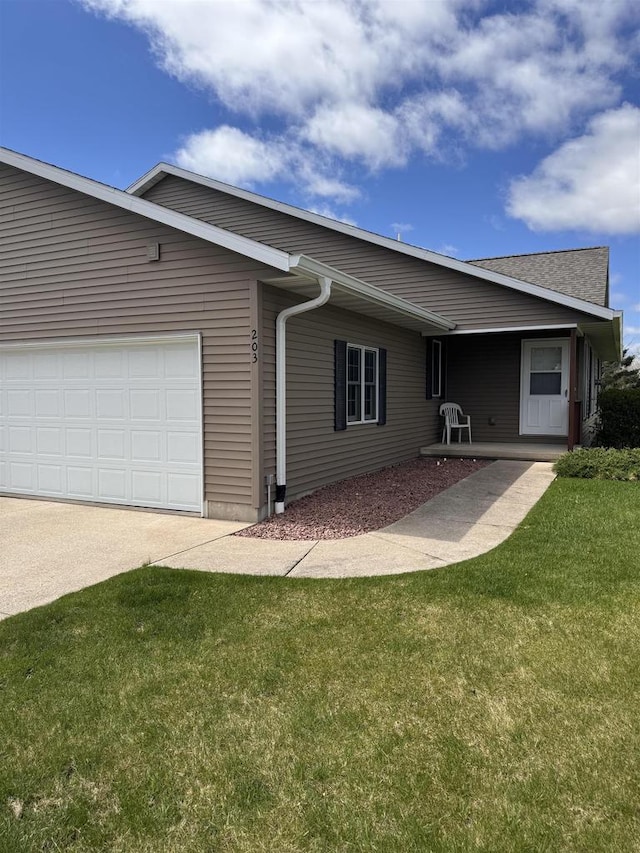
567, 328, 578, 451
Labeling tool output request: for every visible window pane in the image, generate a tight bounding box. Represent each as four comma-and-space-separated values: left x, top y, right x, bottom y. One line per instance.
364, 349, 376, 383
347, 383, 361, 422
364, 383, 377, 420
531, 346, 562, 372
347, 347, 360, 383
530, 373, 562, 395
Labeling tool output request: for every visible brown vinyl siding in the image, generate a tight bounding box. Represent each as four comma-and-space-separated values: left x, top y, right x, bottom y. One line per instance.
261, 284, 440, 503
445, 331, 570, 444
144, 175, 597, 330
0, 162, 275, 510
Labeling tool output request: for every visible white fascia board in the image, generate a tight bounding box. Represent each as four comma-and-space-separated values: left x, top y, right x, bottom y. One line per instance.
289, 254, 456, 331
434, 323, 578, 336
128, 162, 615, 322
0, 148, 291, 272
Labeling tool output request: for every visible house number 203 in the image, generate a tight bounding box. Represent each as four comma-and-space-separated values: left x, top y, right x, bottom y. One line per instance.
251, 329, 258, 363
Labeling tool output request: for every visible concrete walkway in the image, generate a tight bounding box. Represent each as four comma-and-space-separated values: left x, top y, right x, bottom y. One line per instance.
158, 461, 555, 577
0, 461, 555, 618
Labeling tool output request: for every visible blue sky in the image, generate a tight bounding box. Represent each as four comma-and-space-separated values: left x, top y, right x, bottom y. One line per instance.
1, 0, 639, 353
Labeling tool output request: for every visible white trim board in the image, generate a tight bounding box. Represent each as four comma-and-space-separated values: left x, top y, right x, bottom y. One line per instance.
0, 332, 202, 350
128, 161, 615, 322
431, 324, 579, 336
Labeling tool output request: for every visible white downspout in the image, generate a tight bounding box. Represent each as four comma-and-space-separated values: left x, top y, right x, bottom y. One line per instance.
275, 276, 332, 513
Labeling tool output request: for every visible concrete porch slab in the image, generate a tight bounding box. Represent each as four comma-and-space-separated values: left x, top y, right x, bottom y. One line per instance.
420, 442, 566, 462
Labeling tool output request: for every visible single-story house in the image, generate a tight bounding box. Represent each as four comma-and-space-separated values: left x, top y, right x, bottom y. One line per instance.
0, 148, 621, 520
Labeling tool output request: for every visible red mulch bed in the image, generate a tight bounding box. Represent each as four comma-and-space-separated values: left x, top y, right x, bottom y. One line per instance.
235, 456, 490, 540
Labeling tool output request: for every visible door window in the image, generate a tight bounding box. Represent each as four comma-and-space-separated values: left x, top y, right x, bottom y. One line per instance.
529, 346, 562, 395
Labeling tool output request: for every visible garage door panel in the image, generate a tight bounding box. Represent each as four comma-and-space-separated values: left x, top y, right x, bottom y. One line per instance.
8, 390, 31, 416
9, 425, 31, 453
166, 389, 198, 420
66, 427, 92, 457
63, 351, 90, 379
168, 472, 201, 507
131, 430, 162, 462
37, 427, 63, 455
67, 466, 94, 497
0, 337, 203, 512
130, 389, 160, 420
64, 389, 91, 418
38, 464, 63, 493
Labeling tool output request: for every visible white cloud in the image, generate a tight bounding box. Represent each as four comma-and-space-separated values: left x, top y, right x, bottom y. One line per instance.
507, 104, 640, 234
175, 125, 360, 202
303, 104, 404, 169
176, 126, 285, 185
82, 0, 640, 202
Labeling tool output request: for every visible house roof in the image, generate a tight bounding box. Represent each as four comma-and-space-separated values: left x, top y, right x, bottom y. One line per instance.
128, 162, 616, 322
0, 147, 453, 335
468, 247, 609, 307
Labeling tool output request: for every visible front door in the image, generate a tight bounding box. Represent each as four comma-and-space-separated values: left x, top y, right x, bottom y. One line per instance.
520, 339, 569, 436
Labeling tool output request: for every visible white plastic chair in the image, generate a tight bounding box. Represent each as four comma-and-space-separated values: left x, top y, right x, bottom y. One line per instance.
439, 402, 472, 444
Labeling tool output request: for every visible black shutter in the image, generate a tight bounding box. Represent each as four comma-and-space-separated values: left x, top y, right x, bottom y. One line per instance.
425, 338, 433, 399
377, 347, 387, 425
334, 339, 347, 431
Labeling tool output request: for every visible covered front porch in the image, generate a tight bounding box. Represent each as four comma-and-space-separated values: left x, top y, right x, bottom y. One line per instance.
420, 441, 566, 462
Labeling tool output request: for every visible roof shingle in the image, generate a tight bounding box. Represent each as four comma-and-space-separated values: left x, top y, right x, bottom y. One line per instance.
468, 247, 609, 307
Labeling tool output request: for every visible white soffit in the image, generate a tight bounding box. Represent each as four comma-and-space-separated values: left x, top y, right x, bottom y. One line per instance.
128, 162, 615, 322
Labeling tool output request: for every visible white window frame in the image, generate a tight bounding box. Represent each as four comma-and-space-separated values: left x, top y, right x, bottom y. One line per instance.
432, 339, 442, 398
346, 344, 379, 424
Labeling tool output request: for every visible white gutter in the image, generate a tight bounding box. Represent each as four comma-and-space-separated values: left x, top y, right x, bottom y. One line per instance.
275, 276, 332, 513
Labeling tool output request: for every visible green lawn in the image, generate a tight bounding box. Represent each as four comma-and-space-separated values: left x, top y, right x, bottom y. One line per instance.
1, 479, 639, 852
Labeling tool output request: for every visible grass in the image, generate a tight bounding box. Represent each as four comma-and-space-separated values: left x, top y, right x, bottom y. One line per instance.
1, 479, 639, 852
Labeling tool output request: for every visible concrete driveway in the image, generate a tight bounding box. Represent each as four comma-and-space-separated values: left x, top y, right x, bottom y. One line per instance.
0, 498, 247, 619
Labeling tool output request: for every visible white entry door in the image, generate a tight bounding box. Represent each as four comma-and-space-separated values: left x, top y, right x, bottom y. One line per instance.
520, 339, 569, 436
0, 335, 203, 512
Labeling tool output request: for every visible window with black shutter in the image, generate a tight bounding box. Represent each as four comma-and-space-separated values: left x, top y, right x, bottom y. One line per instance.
335, 340, 386, 429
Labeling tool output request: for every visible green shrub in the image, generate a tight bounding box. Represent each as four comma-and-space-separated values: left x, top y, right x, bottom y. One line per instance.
595, 388, 640, 448
554, 447, 640, 481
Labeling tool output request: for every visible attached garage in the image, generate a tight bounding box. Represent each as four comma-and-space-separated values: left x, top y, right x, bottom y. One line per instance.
0, 335, 203, 513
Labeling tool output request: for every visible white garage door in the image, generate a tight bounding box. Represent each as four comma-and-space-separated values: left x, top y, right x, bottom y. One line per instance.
0, 336, 203, 512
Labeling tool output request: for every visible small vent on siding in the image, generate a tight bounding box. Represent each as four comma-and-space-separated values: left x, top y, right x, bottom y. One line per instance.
147, 242, 161, 262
